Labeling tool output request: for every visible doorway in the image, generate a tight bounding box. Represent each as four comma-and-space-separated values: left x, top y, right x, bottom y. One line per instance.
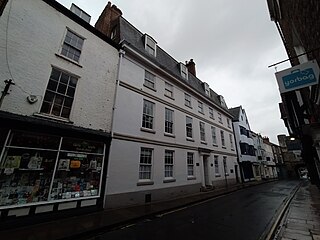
203, 156, 210, 186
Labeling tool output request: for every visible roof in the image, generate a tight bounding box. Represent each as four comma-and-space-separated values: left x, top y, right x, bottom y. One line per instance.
42, 0, 120, 50
119, 17, 231, 115
228, 106, 241, 121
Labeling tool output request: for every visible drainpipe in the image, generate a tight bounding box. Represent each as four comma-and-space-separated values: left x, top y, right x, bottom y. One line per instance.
103, 46, 125, 208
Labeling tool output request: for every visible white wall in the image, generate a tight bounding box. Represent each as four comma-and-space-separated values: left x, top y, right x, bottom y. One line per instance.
0, 0, 119, 131
107, 52, 238, 198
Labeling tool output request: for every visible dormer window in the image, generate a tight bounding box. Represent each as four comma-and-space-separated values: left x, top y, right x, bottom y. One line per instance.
70, 3, 91, 23
204, 82, 210, 96
144, 34, 157, 56
180, 63, 188, 80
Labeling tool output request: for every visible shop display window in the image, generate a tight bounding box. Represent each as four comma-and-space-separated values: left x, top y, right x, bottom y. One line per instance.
0, 131, 105, 208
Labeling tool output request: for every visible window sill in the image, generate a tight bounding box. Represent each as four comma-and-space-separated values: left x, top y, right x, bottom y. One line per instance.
219, 121, 223, 124
201, 141, 207, 145
231, 148, 235, 151
55, 53, 82, 68
185, 104, 192, 109
187, 176, 196, 180
213, 144, 218, 147
164, 133, 176, 138
215, 174, 221, 177
186, 137, 195, 142
198, 111, 204, 115
222, 146, 226, 149
34, 113, 73, 124
163, 178, 176, 183
143, 84, 157, 92
137, 180, 154, 186
164, 94, 175, 100
140, 128, 156, 134
210, 117, 215, 120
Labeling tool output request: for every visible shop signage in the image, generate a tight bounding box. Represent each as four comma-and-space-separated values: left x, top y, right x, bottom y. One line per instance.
275, 60, 320, 93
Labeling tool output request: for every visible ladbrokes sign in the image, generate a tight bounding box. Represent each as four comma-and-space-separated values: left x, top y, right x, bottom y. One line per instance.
275, 60, 319, 93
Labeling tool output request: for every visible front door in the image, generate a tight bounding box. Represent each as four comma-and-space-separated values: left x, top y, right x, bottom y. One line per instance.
203, 156, 210, 186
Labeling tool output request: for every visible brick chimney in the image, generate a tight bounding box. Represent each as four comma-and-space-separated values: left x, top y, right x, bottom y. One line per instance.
186, 59, 196, 77
95, 1, 122, 37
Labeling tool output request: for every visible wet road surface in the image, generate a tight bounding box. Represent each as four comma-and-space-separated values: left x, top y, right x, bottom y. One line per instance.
89, 180, 299, 240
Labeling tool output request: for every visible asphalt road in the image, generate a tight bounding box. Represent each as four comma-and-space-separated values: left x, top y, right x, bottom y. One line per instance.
90, 180, 299, 240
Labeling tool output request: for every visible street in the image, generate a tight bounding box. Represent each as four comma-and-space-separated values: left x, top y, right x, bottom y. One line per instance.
86, 181, 299, 240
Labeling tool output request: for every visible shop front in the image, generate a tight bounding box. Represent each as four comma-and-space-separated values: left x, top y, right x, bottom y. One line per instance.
0, 112, 110, 221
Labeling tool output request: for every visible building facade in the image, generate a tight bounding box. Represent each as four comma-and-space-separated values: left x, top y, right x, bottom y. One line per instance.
267, 0, 320, 187
0, 0, 119, 219
229, 106, 257, 182
95, 3, 239, 209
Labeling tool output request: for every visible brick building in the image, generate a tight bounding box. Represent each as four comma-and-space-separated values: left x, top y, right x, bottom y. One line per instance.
267, 0, 320, 187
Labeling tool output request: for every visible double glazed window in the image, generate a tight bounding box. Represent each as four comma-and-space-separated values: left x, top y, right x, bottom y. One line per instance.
61, 29, 84, 62
144, 70, 155, 89
165, 108, 174, 134
142, 100, 154, 129
40, 68, 77, 119
164, 150, 174, 178
186, 116, 193, 138
139, 148, 153, 180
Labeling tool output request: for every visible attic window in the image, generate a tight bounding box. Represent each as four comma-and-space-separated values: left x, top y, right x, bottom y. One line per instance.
180, 63, 188, 80
144, 34, 157, 56
204, 82, 210, 96
70, 4, 91, 23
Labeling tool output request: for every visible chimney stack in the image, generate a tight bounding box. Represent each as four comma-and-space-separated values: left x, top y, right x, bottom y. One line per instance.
186, 59, 196, 77
95, 1, 122, 37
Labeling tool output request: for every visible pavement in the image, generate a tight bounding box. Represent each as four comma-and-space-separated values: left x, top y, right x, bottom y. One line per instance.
0, 179, 318, 240
274, 180, 320, 240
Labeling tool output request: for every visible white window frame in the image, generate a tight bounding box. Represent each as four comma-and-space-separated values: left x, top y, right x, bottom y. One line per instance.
209, 108, 214, 119
200, 122, 206, 142
185, 93, 192, 108
218, 112, 222, 123
164, 150, 174, 178
214, 156, 219, 175
139, 148, 153, 180
40, 67, 78, 119
230, 134, 234, 149
180, 63, 188, 80
227, 118, 231, 128
61, 28, 84, 63
144, 70, 156, 90
144, 34, 157, 56
211, 126, 217, 145
165, 108, 174, 134
221, 130, 225, 147
164, 82, 174, 98
187, 152, 194, 177
186, 116, 193, 139
198, 101, 204, 114
142, 100, 155, 130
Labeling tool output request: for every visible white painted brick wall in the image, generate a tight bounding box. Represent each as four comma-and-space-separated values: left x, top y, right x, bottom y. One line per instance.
0, 0, 119, 132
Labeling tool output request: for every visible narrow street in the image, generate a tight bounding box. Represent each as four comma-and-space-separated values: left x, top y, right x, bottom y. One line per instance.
86, 181, 299, 240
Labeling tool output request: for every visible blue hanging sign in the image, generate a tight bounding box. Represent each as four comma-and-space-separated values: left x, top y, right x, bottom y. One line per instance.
275, 60, 319, 93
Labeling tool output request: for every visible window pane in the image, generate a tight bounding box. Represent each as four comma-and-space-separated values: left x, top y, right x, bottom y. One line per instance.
44, 91, 55, 102
57, 83, 67, 94
67, 86, 75, 97
47, 80, 58, 91
50, 68, 61, 81
60, 73, 69, 84
52, 104, 62, 116
40, 101, 51, 114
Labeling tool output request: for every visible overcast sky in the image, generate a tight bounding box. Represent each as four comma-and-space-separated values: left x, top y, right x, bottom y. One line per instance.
58, 0, 291, 144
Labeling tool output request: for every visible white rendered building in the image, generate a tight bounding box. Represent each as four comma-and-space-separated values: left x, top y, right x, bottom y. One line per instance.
96, 3, 239, 208
0, 0, 119, 218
